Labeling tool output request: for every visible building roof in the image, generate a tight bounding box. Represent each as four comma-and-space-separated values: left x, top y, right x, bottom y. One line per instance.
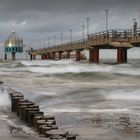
5, 31, 23, 48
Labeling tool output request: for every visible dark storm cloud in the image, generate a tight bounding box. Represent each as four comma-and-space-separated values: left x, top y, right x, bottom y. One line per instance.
0, 0, 139, 12
0, 0, 140, 53
0, 0, 139, 26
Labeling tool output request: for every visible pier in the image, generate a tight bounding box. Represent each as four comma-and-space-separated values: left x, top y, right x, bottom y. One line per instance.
29, 27, 140, 64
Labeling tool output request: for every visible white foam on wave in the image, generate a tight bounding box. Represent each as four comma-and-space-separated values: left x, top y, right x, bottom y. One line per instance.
88, 108, 129, 113
45, 107, 129, 113
45, 108, 82, 113
17, 60, 140, 76
0, 117, 34, 135
1, 60, 140, 76
113, 64, 140, 76
0, 115, 9, 118
25, 64, 113, 74
0, 68, 7, 75
38, 91, 59, 96
107, 89, 140, 101
20, 60, 74, 67
0, 91, 10, 106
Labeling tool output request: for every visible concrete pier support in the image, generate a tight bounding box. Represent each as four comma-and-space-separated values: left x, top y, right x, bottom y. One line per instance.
30, 55, 32, 60
124, 48, 127, 63
89, 49, 94, 62
66, 51, 71, 59
89, 48, 99, 63
12, 52, 16, 60
117, 48, 127, 64
5, 53, 7, 60
58, 51, 63, 60
93, 48, 99, 63
52, 52, 56, 60
43, 54, 48, 60
47, 52, 51, 59
76, 50, 81, 61
41, 55, 44, 60
33, 55, 36, 60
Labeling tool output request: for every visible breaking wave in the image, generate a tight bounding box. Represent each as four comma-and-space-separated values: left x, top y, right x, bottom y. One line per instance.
107, 89, 140, 101
0, 60, 140, 76
17, 60, 140, 76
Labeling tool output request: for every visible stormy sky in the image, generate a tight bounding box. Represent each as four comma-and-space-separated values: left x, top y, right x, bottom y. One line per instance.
0, 0, 140, 59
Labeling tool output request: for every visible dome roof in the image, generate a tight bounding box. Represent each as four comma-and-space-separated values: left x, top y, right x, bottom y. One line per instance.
5, 31, 23, 48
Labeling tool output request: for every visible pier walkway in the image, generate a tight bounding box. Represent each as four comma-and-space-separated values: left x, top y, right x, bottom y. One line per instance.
29, 27, 140, 64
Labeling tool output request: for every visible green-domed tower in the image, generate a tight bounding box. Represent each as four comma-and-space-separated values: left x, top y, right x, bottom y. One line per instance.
5, 31, 23, 60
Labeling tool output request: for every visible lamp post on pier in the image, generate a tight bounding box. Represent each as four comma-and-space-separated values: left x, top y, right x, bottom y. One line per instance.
53, 34, 56, 46
61, 32, 63, 45
48, 37, 50, 47
86, 17, 90, 36
82, 25, 85, 44
133, 18, 137, 36
104, 9, 109, 31
70, 29, 72, 45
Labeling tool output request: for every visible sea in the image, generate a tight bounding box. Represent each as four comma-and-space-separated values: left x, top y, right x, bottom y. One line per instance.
0, 59, 140, 140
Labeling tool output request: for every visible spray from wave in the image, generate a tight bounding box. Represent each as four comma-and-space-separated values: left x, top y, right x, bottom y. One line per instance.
0, 91, 10, 107
107, 89, 140, 101
0, 60, 140, 77
11, 60, 140, 76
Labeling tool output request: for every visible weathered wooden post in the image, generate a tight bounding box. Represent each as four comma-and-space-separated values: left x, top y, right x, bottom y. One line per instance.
24, 107, 40, 123
45, 130, 69, 138
27, 111, 44, 126
66, 134, 77, 140
39, 125, 58, 136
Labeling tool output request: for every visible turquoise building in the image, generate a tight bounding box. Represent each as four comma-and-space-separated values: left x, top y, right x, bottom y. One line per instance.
5, 31, 23, 60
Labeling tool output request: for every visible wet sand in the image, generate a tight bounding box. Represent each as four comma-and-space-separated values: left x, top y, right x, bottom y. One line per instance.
55, 112, 140, 140
1, 107, 140, 140
0, 120, 48, 140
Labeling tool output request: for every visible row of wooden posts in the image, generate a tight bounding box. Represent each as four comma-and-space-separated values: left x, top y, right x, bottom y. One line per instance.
9, 91, 77, 140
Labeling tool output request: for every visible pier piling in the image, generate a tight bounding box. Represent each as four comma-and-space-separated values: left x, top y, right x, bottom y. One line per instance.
76, 50, 80, 61
9, 90, 77, 139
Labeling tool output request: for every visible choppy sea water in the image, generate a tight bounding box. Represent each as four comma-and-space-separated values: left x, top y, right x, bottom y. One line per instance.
0, 59, 140, 139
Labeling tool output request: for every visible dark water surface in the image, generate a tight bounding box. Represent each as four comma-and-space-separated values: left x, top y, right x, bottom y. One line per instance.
0, 59, 140, 140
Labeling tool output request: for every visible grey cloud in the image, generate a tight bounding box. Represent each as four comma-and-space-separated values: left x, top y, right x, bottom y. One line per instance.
0, 0, 140, 52
0, 0, 139, 13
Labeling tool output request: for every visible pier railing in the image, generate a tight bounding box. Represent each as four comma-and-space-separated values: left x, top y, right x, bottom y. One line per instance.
30, 28, 140, 55
88, 29, 132, 46
33, 38, 88, 54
